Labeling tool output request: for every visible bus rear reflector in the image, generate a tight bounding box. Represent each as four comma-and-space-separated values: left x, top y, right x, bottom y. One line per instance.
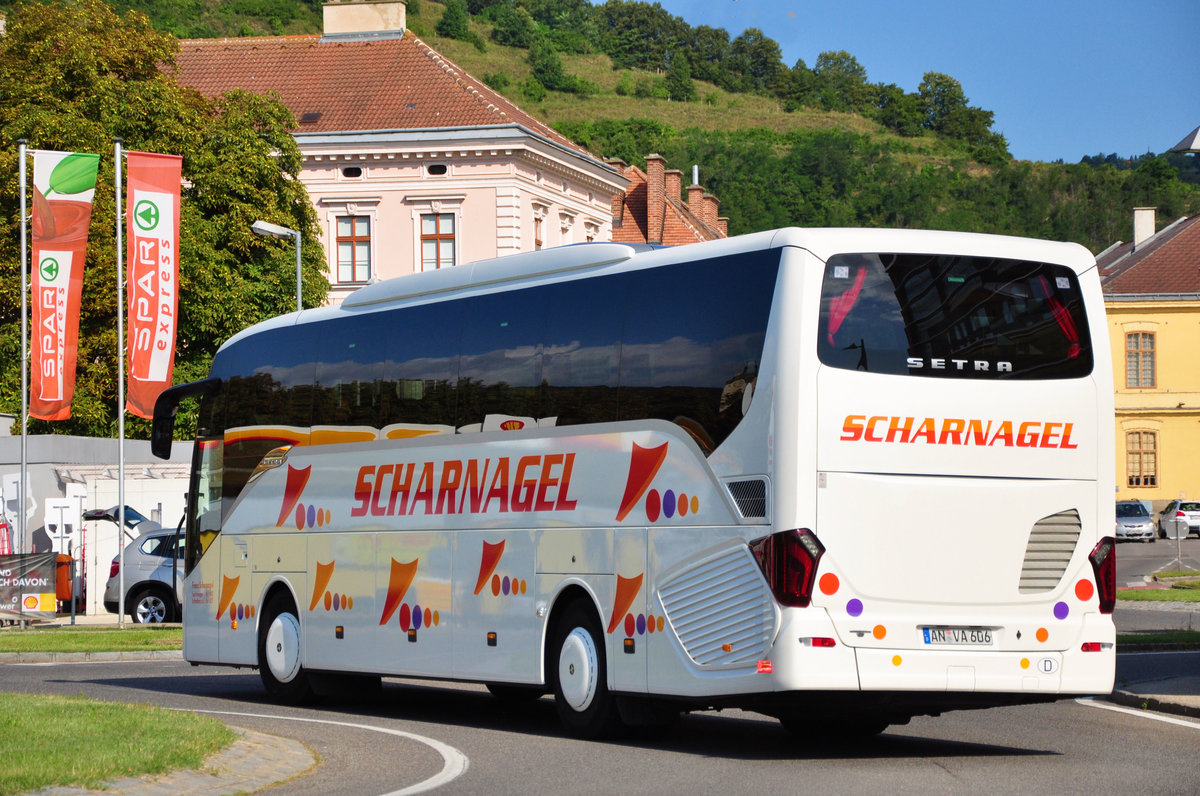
1088, 537, 1116, 614
1081, 642, 1103, 652
749, 528, 825, 607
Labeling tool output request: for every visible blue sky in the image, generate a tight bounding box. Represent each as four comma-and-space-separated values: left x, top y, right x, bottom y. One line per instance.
644, 0, 1200, 163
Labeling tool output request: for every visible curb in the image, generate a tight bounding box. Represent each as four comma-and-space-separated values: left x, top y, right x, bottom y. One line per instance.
1106, 690, 1200, 721
0, 650, 183, 663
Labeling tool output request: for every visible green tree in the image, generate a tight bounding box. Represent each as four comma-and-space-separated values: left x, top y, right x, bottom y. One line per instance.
665, 51, 696, 102
0, 0, 326, 438
813, 50, 869, 112
435, 0, 471, 40
725, 28, 783, 92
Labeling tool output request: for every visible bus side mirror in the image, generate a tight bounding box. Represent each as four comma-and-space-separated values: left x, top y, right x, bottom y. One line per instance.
151, 378, 222, 460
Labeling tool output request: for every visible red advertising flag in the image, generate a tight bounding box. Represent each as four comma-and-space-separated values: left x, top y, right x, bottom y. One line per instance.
125, 152, 182, 419
29, 151, 100, 421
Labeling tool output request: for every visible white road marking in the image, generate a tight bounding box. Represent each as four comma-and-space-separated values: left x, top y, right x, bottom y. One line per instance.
1076, 698, 1200, 730
183, 708, 469, 795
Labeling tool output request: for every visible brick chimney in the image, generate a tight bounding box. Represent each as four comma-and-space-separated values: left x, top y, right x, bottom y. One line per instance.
323, 1, 406, 36
664, 169, 683, 203
1133, 207, 1156, 250
702, 193, 719, 230
645, 154, 666, 245
604, 158, 628, 228
687, 183, 704, 216
717, 217, 729, 237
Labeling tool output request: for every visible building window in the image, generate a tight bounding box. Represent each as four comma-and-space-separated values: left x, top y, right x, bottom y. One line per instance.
534, 216, 543, 250
1126, 332, 1155, 388
336, 216, 371, 283
1126, 431, 1158, 488
421, 213, 455, 270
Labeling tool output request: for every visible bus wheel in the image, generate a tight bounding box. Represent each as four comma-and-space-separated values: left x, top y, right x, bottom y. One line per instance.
258, 593, 314, 705
551, 601, 626, 739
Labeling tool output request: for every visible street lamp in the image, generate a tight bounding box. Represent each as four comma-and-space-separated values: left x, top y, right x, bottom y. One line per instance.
251, 219, 302, 312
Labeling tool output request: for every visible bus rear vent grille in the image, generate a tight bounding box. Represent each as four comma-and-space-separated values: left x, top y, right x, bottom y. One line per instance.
726, 478, 767, 519
1018, 509, 1081, 594
657, 546, 775, 667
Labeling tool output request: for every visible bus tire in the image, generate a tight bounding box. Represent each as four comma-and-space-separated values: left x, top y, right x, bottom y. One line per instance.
258, 593, 315, 705
550, 601, 626, 739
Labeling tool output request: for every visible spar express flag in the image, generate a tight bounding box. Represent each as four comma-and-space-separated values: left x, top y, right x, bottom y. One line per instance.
29, 151, 101, 421
125, 152, 182, 419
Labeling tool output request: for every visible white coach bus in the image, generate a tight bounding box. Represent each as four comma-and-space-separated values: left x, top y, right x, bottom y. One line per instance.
152, 227, 1116, 738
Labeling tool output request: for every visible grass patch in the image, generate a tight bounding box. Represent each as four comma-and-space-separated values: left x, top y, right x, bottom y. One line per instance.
0, 693, 234, 795
1155, 570, 1200, 579
1118, 630, 1200, 646
0, 626, 182, 654
1117, 587, 1200, 602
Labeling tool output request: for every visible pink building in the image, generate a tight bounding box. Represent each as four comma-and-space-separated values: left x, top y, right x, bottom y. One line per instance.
176, 1, 627, 304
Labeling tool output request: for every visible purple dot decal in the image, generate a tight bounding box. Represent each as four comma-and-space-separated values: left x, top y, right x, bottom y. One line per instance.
332, 593, 339, 611
663, 489, 676, 518
307, 505, 317, 528
646, 489, 661, 522
1053, 601, 1069, 620
413, 604, 422, 629
636, 614, 646, 635
846, 598, 863, 617
502, 576, 511, 596
237, 603, 244, 620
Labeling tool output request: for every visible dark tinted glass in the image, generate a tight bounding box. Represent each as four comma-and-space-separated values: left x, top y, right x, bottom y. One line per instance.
818, 253, 1093, 379
541, 277, 622, 425
456, 289, 545, 428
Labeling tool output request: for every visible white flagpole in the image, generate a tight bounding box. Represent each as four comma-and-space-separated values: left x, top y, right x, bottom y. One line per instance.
18, 140, 28, 556
115, 139, 126, 625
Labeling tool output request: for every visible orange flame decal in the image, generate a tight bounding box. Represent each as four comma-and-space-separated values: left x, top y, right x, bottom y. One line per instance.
309, 561, 335, 611
615, 442, 668, 522
216, 575, 240, 620
606, 573, 644, 634
379, 558, 419, 625
474, 540, 506, 595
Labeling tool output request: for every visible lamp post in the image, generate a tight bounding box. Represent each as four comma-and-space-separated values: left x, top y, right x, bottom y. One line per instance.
251, 219, 302, 312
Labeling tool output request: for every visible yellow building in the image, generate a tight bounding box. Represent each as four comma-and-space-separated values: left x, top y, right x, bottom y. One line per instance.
1100, 209, 1200, 509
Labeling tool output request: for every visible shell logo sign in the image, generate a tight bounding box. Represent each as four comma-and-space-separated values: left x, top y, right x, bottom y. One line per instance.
499, 420, 525, 431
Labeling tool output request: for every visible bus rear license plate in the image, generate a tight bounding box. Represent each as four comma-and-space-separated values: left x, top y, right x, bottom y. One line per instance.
922, 627, 993, 646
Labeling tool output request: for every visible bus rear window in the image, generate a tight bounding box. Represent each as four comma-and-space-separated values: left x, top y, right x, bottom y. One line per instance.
818, 252, 1093, 379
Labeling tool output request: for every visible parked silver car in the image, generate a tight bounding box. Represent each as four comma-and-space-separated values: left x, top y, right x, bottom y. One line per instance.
1157, 500, 1200, 540
89, 506, 183, 624
1115, 500, 1156, 543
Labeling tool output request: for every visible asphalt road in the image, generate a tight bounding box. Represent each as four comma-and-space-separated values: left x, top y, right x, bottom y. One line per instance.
5, 657, 1199, 795
1116, 536, 1200, 587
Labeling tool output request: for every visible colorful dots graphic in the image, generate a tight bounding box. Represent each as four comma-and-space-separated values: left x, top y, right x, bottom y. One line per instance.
433, 610, 440, 627
846, 598, 863, 618
691, 496, 699, 514
872, 625, 886, 640
1075, 580, 1094, 601
1036, 627, 1049, 643
519, 580, 527, 595
892, 655, 902, 667
819, 573, 840, 595
400, 603, 412, 632
324, 592, 332, 611
636, 614, 647, 635
237, 603, 244, 621
491, 574, 501, 597
663, 490, 676, 519
296, 505, 306, 530
646, 489, 662, 522
647, 614, 656, 633
1020, 658, 1030, 669
346, 597, 352, 611
332, 593, 339, 611
424, 608, 432, 628
624, 613, 636, 637
502, 576, 511, 596
1053, 601, 1069, 620
307, 505, 317, 528
413, 604, 423, 630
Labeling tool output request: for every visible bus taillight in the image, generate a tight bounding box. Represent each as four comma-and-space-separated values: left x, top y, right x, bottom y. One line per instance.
1088, 537, 1116, 614
750, 529, 825, 607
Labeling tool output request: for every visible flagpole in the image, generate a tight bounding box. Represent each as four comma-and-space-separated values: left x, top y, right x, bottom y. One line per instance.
115, 138, 126, 626
17, 140, 28, 556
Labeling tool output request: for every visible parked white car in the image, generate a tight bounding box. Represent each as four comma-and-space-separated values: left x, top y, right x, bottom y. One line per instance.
1157, 500, 1200, 540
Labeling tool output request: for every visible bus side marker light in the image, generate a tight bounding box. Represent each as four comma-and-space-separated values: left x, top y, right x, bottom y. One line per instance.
487, 632, 497, 647
335, 626, 344, 639
624, 638, 636, 654
756, 660, 773, 673
722, 643, 732, 652
408, 629, 417, 643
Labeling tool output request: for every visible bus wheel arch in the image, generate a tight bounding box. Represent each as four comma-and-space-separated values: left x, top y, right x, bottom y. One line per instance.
257, 587, 316, 705
545, 588, 627, 739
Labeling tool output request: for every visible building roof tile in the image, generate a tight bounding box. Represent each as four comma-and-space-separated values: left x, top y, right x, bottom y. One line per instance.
1100, 215, 1200, 295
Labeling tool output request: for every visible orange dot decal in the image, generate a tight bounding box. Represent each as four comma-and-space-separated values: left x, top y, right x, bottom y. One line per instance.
656, 616, 664, 632
346, 597, 352, 611
424, 608, 432, 628
691, 496, 699, 514
873, 625, 886, 640
1075, 580, 1094, 601
678, 493, 688, 517
491, 574, 501, 596
1020, 658, 1030, 669
819, 573, 840, 595
519, 580, 527, 595
892, 655, 902, 667
324, 591, 332, 611
1036, 627, 1049, 643
433, 610, 440, 626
